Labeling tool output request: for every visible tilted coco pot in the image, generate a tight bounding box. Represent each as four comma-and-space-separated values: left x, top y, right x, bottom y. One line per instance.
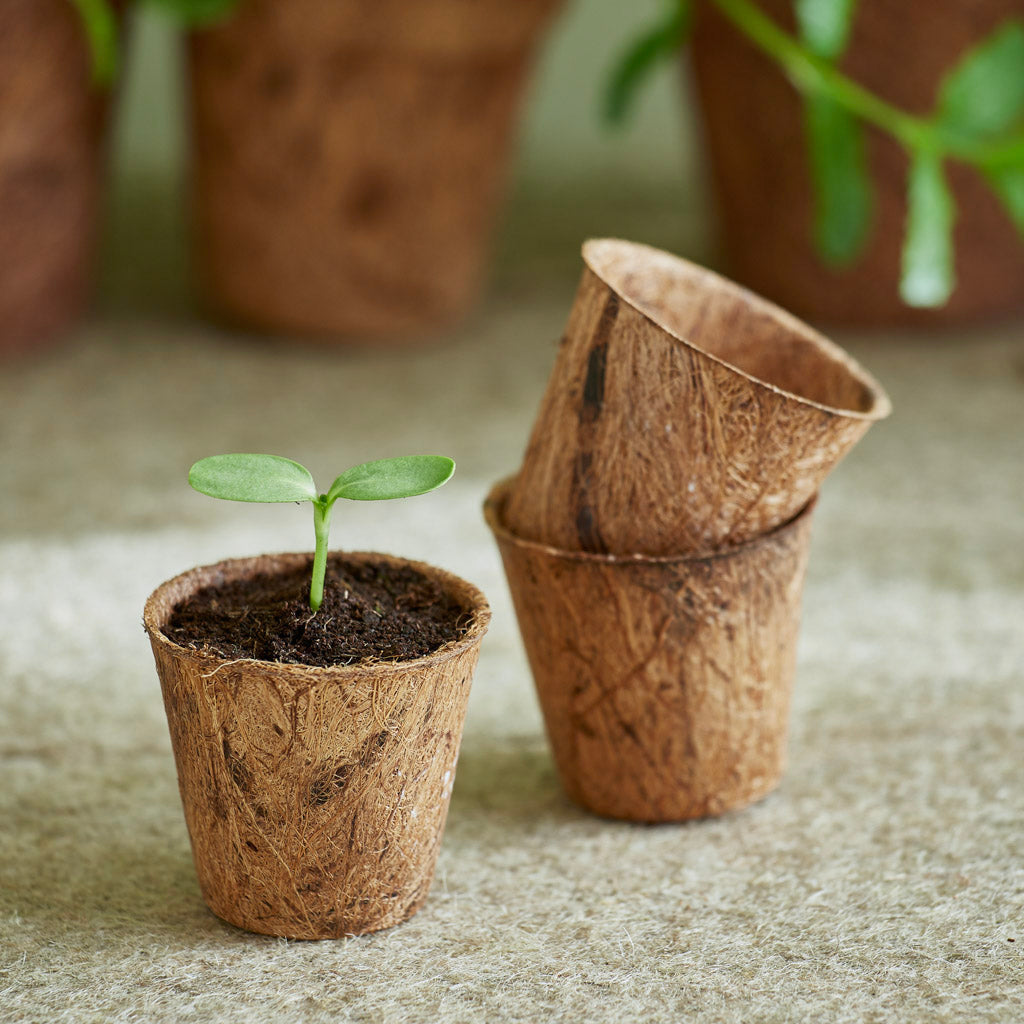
188, 0, 562, 341
689, 0, 1024, 326
488, 480, 814, 822
144, 552, 490, 939
505, 239, 890, 557
0, 0, 119, 355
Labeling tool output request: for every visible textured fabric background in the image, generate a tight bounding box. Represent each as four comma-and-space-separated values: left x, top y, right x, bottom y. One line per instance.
2, 3, 1023, 1022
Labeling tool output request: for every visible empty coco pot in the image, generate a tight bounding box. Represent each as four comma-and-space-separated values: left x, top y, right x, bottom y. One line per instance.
145, 551, 490, 939
505, 239, 890, 556
487, 479, 814, 822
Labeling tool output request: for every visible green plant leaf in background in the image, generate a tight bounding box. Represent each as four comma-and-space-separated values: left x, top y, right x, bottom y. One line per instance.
794, 0, 856, 60
605, 0, 1024, 307
937, 20, 1024, 141
900, 151, 956, 307
794, 0, 869, 265
189, 454, 318, 504
986, 166, 1024, 236
70, 0, 119, 86
805, 93, 873, 264
327, 456, 455, 504
935, 19, 1024, 239
605, 0, 692, 126
70, 0, 241, 82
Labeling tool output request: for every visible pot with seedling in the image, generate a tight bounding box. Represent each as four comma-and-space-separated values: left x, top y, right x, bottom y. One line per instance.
608, 0, 1024, 325
144, 453, 490, 938
185, 0, 563, 340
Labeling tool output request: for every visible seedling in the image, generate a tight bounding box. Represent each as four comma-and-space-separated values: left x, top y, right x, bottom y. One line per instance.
188, 453, 455, 612
607, 0, 1024, 307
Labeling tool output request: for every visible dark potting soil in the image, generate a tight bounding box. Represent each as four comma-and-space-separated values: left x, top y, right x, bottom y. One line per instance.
163, 556, 470, 667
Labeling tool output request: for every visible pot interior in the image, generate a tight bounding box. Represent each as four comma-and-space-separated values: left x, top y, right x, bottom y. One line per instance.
144, 551, 490, 678
583, 239, 889, 418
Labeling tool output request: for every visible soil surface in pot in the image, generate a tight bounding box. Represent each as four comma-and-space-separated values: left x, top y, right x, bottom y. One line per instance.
163, 556, 469, 666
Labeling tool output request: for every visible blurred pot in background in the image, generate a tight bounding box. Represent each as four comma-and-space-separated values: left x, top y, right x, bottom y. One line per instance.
0, 0, 120, 356
188, 0, 563, 342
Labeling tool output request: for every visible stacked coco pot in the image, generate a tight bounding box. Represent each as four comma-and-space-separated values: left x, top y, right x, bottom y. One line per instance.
486, 239, 891, 822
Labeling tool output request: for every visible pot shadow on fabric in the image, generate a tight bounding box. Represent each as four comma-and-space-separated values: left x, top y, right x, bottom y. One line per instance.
446, 735, 586, 832
6, 773, 232, 945
4, 739, 595, 945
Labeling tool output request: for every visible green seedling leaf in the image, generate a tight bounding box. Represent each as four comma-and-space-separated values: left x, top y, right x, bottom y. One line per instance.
986, 165, 1024, 236
794, 0, 856, 60
900, 151, 956, 307
145, 0, 241, 24
328, 456, 456, 504
189, 453, 454, 612
189, 454, 318, 504
604, 0, 691, 126
70, 0, 119, 86
806, 92, 873, 264
937, 20, 1024, 141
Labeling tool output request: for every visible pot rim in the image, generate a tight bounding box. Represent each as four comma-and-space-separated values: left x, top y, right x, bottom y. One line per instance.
143, 550, 490, 681
581, 238, 892, 423
485, 476, 815, 564
187, 0, 564, 58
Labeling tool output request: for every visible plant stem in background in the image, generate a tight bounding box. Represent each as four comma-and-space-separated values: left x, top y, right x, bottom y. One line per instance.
705, 0, 1024, 304
69, 0, 243, 86
70, 0, 119, 86
708, 0, 1024, 167
607, 0, 1024, 308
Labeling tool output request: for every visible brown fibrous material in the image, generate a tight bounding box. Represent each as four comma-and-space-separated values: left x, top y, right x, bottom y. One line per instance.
487, 479, 814, 822
505, 239, 890, 556
144, 552, 490, 939
188, 0, 562, 341
0, 0, 115, 355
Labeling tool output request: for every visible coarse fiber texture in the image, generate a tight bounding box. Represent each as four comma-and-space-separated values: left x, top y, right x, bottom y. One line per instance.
189, 0, 561, 339
506, 240, 890, 555
0, 230, 1022, 1019
0, 0, 114, 353
690, 0, 1024, 326
487, 481, 813, 822
145, 552, 490, 939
